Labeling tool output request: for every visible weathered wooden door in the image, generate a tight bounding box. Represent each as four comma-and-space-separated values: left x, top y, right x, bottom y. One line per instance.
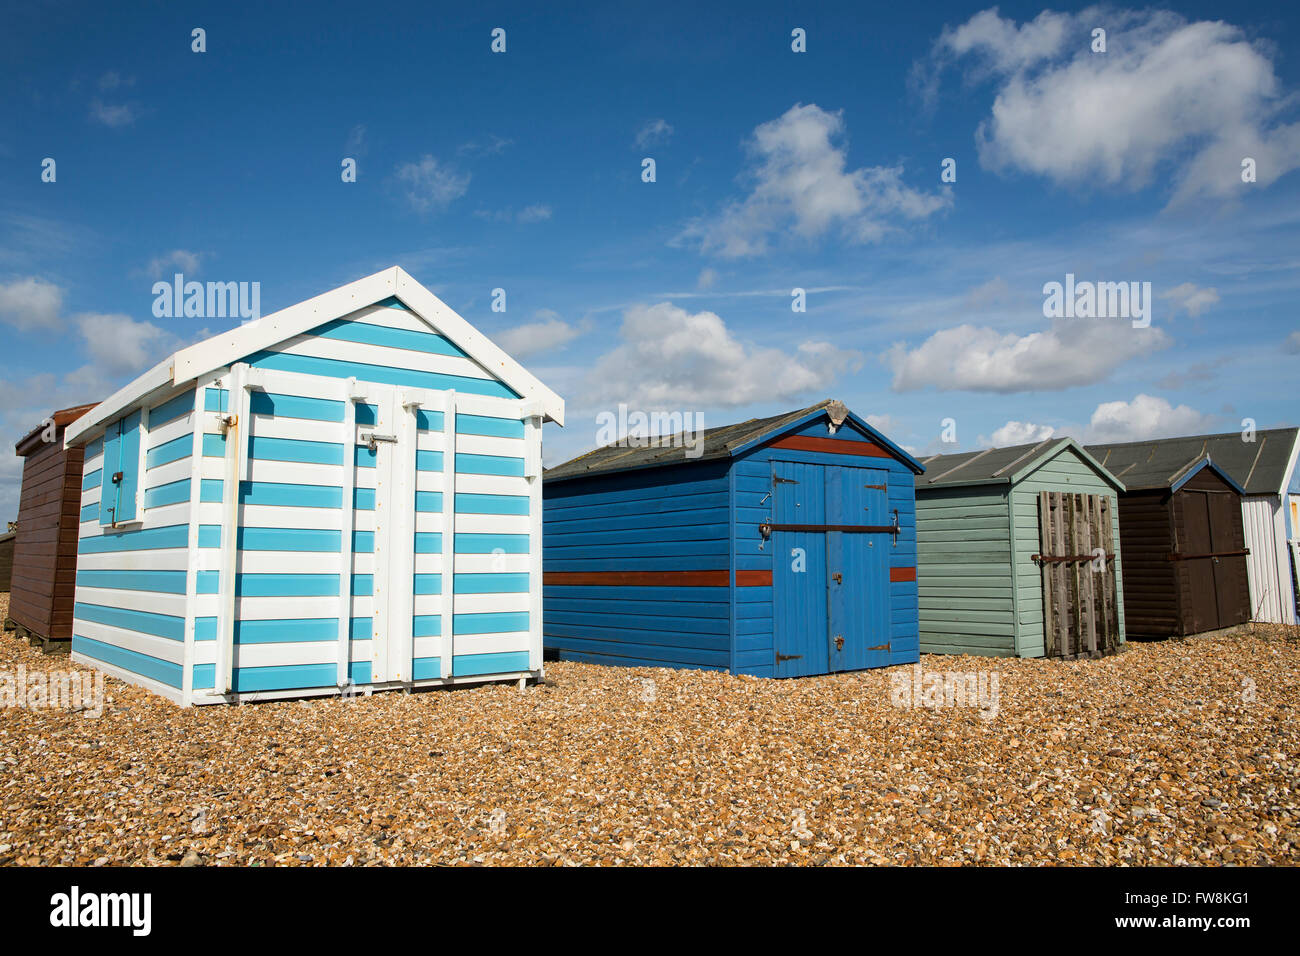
1037, 491, 1119, 658
1181, 490, 1218, 633
1180, 488, 1249, 631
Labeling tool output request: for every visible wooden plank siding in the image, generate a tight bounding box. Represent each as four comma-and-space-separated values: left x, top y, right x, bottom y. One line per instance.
1010, 449, 1125, 657
1113, 490, 1179, 636
542, 458, 734, 670
0, 534, 13, 592
730, 416, 919, 676
542, 408, 921, 676
10, 429, 86, 640
70, 293, 550, 704
916, 485, 1015, 655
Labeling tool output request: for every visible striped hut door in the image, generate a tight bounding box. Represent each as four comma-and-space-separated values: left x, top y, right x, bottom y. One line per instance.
364, 383, 420, 684
1038, 491, 1117, 658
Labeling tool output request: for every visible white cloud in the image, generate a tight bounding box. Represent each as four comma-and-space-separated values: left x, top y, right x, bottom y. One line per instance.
983, 420, 1055, 446
679, 103, 950, 258
864, 413, 901, 435
0, 276, 63, 331
457, 135, 513, 157
345, 124, 367, 154
930, 8, 1300, 203
1285, 330, 1300, 354
517, 204, 552, 223
144, 249, 202, 279
636, 118, 674, 149
474, 204, 551, 224
696, 268, 717, 290
395, 156, 470, 212
886, 317, 1170, 393
963, 276, 1013, 309
495, 310, 581, 358
1160, 282, 1219, 318
584, 301, 861, 407
1084, 393, 1214, 443
98, 71, 133, 91
75, 312, 178, 377
90, 100, 138, 127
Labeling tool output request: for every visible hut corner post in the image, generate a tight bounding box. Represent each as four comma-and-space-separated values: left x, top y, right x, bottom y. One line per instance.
439, 391, 457, 681
522, 399, 546, 676
337, 377, 362, 688
213, 363, 252, 698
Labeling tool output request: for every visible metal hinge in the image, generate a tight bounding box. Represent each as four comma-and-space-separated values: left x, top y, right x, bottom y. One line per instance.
776, 653, 802, 662
773, 476, 798, 484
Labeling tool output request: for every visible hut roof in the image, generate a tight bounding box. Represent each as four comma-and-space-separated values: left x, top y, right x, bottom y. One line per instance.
1085, 428, 1297, 495
545, 399, 924, 483
917, 437, 1123, 491
64, 266, 565, 446
14, 403, 101, 456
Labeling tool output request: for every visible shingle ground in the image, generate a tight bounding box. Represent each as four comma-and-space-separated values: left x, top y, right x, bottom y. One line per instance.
1, 592, 1296, 866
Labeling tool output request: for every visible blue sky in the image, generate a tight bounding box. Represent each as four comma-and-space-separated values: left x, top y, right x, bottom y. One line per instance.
3, 0, 1299, 520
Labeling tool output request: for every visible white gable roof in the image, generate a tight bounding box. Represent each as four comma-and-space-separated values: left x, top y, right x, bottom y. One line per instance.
65, 267, 565, 444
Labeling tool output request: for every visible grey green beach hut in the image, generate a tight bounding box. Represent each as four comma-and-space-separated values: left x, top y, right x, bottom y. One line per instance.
915, 438, 1126, 659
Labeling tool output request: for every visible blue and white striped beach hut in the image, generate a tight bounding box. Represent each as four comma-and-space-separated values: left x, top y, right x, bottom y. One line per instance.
62, 267, 563, 704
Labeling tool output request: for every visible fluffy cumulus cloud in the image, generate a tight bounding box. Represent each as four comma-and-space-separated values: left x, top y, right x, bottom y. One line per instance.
926, 7, 1300, 203
984, 420, 1056, 446
584, 302, 861, 407
0, 276, 63, 331
886, 317, 1170, 393
395, 155, 470, 212
495, 309, 581, 358
1159, 282, 1219, 318
679, 103, 950, 258
1084, 393, 1215, 442
75, 312, 180, 377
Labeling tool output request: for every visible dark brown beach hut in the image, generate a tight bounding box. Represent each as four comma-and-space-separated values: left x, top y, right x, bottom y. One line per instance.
6, 403, 98, 649
1084, 447, 1250, 638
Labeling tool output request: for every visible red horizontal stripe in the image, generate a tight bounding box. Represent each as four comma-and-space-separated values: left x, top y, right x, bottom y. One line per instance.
890, 567, 916, 583
768, 435, 892, 458
545, 570, 728, 587
736, 569, 772, 587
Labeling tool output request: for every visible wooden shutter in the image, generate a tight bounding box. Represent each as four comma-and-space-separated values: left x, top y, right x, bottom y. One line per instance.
1038, 491, 1120, 658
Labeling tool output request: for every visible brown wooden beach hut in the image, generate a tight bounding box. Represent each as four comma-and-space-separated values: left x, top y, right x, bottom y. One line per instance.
6, 403, 98, 649
1083, 447, 1250, 638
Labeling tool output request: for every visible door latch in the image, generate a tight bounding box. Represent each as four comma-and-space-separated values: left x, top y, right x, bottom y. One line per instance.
834, 635, 845, 650
110, 471, 124, 485
832, 572, 843, 584
363, 432, 398, 452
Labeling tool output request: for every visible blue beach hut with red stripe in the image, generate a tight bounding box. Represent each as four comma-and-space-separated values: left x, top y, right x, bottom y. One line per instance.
542, 400, 924, 677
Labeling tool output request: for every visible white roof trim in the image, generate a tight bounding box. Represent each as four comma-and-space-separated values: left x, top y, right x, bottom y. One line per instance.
64, 266, 565, 445
1278, 428, 1300, 498
64, 356, 174, 447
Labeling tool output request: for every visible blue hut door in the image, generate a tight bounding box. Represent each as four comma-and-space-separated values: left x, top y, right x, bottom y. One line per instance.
772, 461, 829, 676
772, 461, 891, 675
826, 466, 891, 671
